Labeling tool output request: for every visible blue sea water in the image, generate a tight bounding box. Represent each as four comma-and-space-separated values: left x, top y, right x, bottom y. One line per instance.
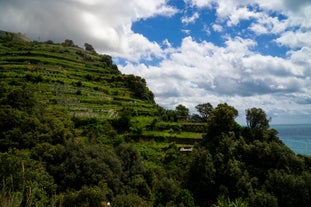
272, 124, 311, 156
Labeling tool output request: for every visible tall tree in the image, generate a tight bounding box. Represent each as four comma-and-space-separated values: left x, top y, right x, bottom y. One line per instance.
207, 103, 238, 136
246, 108, 270, 130
195, 103, 213, 121
175, 104, 189, 122
62, 39, 76, 47
202, 103, 239, 150
84, 43, 97, 54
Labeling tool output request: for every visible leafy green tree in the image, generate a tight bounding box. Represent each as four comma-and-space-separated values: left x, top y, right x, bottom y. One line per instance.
246, 107, 270, 130
112, 107, 132, 132
84, 42, 97, 54
127, 174, 152, 200
100, 54, 113, 66
0, 152, 56, 207
248, 190, 278, 207
202, 103, 239, 147
62, 186, 107, 207
195, 102, 213, 122
48, 143, 122, 192
62, 39, 76, 47
166, 109, 178, 122
124, 75, 155, 103
115, 143, 143, 179
264, 169, 311, 207
175, 104, 190, 122
245, 107, 272, 141
6, 86, 36, 111
155, 177, 180, 206
0, 85, 73, 150
112, 193, 150, 207
176, 189, 195, 207
209, 103, 238, 135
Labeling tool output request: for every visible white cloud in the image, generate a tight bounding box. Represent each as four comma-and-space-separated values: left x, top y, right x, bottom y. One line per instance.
182, 29, 191, 35
184, 0, 214, 8
186, 0, 310, 32
289, 47, 311, 72
0, 0, 178, 62
181, 12, 200, 25
162, 39, 172, 48
212, 24, 223, 32
120, 34, 311, 124
226, 6, 258, 26
275, 30, 311, 49
249, 14, 289, 35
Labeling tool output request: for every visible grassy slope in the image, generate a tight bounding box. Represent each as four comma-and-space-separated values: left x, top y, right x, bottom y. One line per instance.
0, 33, 204, 145
0, 39, 153, 117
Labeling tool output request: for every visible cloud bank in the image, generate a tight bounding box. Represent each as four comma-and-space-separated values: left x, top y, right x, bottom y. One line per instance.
0, 0, 176, 61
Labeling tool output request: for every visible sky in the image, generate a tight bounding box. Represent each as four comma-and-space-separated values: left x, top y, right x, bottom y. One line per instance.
0, 0, 311, 125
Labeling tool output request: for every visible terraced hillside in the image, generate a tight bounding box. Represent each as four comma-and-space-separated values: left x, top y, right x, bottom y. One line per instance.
0, 31, 205, 145
0, 35, 156, 119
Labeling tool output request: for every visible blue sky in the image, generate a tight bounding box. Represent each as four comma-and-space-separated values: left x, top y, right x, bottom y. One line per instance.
0, 0, 311, 124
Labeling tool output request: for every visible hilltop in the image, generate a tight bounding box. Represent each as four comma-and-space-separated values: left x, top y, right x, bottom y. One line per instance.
1, 31, 311, 207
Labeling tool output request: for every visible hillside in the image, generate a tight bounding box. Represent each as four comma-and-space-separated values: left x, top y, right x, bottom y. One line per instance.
1, 31, 311, 207
0, 33, 155, 117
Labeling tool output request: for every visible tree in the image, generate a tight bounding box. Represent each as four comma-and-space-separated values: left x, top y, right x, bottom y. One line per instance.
112, 194, 148, 207
195, 103, 213, 122
62, 39, 76, 47
175, 104, 189, 122
84, 43, 97, 54
6, 86, 36, 110
115, 143, 142, 179
48, 143, 122, 192
100, 54, 113, 66
245, 108, 271, 140
246, 108, 270, 130
124, 75, 155, 103
206, 103, 238, 137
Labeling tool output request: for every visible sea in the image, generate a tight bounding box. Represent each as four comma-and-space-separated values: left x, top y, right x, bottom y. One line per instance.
272, 124, 311, 156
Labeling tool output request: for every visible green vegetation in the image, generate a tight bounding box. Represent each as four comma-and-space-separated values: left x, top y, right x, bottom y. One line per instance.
1, 31, 311, 207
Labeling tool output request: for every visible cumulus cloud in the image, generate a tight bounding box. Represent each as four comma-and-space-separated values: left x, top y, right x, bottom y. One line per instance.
212, 24, 223, 32
120, 30, 311, 123
276, 30, 311, 49
181, 12, 199, 25
0, 0, 177, 61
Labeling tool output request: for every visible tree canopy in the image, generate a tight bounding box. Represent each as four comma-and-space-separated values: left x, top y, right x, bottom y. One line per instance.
246, 107, 271, 130
195, 102, 213, 121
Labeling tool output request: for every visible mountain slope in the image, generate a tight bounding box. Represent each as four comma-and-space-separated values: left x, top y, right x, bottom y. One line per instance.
0, 32, 156, 119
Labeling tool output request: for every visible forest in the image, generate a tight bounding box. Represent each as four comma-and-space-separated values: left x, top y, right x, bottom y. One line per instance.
0, 31, 311, 207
